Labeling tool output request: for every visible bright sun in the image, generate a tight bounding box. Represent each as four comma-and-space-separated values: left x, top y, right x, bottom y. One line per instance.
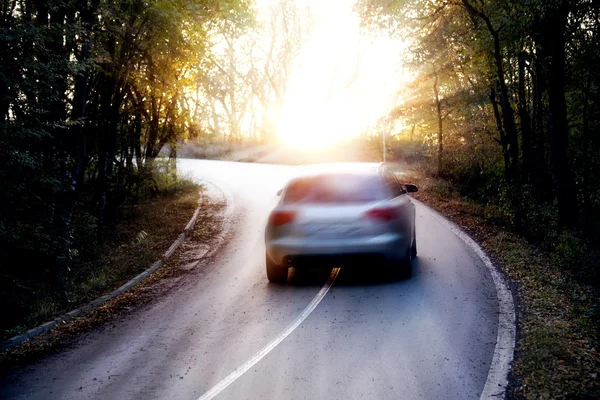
270, 0, 408, 148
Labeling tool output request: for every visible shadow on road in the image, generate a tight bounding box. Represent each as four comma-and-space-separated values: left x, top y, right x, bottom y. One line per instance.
284, 257, 425, 288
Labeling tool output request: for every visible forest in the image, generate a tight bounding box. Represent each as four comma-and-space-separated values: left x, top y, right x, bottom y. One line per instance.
0, 0, 288, 332
1, 0, 599, 347
356, 0, 600, 278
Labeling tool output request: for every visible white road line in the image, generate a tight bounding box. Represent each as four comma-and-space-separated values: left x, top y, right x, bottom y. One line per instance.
416, 200, 516, 400
196, 268, 340, 400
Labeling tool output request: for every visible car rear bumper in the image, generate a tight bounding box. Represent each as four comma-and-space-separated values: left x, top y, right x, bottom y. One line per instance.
266, 233, 408, 266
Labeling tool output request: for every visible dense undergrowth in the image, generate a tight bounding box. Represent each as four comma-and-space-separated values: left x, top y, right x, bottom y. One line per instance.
0, 163, 200, 342
392, 134, 600, 288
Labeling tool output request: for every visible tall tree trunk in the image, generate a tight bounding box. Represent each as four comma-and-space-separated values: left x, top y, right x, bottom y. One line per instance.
433, 67, 443, 176
581, 9, 598, 233
490, 87, 510, 176
462, 0, 519, 182
211, 100, 221, 138
134, 110, 143, 169
518, 51, 533, 184
544, 2, 579, 227
71, 0, 100, 193
531, 51, 552, 201
0, 3, 11, 122
169, 144, 177, 181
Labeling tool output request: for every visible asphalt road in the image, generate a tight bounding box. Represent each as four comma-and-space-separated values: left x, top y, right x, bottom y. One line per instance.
0, 160, 501, 400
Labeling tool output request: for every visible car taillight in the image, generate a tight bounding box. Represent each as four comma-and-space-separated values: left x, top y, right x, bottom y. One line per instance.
364, 207, 399, 222
268, 210, 296, 226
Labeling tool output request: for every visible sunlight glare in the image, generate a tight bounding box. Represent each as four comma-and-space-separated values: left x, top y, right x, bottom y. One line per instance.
272, 0, 407, 148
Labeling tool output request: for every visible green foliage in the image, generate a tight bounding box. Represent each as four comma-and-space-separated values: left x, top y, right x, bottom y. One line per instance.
358, 0, 600, 279
0, 0, 249, 337
550, 231, 600, 283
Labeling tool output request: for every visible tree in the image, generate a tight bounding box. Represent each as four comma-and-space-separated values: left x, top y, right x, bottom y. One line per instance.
198, 0, 304, 143
0, 0, 251, 328
356, 0, 600, 232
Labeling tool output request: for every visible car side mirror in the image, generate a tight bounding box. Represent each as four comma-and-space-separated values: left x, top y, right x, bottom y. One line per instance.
277, 189, 283, 196
405, 184, 418, 193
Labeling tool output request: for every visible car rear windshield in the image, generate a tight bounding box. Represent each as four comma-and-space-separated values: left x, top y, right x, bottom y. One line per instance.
283, 174, 386, 204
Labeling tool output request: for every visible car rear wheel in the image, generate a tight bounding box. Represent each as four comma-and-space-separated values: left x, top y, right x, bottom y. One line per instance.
410, 225, 417, 258
400, 252, 413, 279
390, 248, 412, 280
266, 254, 288, 283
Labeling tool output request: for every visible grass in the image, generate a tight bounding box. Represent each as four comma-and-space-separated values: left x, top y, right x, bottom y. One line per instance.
67, 180, 201, 305
2, 179, 202, 342
486, 232, 599, 398
406, 173, 600, 399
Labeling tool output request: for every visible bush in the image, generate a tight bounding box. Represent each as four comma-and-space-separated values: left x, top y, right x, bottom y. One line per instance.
0, 157, 197, 339
426, 179, 456, 200
550, 231, 600, 284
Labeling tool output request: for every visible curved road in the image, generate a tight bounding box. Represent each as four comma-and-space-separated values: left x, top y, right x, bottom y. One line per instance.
1, 160, 502, 400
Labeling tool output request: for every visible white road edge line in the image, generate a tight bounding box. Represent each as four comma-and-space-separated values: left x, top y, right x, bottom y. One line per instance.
418, 200, 516, 400
196, 268, 340, 400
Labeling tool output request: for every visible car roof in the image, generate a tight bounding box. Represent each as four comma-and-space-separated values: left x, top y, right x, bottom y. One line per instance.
293, 162, 384, 179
